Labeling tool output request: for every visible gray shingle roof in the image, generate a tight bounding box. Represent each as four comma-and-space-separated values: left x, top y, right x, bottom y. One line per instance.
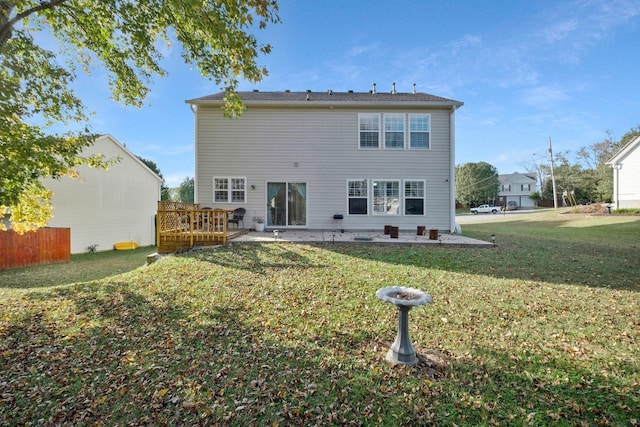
187, 90, 463, 107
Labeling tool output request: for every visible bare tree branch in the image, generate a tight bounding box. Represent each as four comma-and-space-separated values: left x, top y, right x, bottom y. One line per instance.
1, 0, 68, 47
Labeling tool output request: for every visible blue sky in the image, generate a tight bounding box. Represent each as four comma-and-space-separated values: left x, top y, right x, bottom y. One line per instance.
59, 0, 640, 187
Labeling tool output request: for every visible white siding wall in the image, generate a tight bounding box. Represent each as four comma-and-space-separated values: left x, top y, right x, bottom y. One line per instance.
617, 147, 640, 208
45, 136, 161, 253
195, 106, 455, 231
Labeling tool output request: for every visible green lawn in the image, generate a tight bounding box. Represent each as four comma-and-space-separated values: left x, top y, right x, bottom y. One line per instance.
1, 211, 639, 425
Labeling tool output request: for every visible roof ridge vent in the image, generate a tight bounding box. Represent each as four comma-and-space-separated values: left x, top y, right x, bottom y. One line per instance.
328, 89, 333, 95
253, 89, 259, 92
348, 90, 354, 93
285, 89, 290, 92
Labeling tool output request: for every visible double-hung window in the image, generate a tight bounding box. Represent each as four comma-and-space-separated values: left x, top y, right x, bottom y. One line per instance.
409, 114, 430, 149
384, 114, 405, 149
502, 184, 511, 192
521, 184, 531, 191
359, 114, 380, 149
214, 177, 246, 203
373, 180, 400, 215
347, 179, 368, 215
404, 180, 425, 215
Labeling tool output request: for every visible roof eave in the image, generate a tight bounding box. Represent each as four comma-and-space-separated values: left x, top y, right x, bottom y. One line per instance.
185, 99, 464, 108
606, 135, 640, 164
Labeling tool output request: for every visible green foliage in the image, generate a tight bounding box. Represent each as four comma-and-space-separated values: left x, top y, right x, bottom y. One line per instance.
0, 0, 279, 230
178, 177, 194, 203
613, 208, 640, 215
530, 126, 640, 205
137, 156, 170, 200
455, 161, 500, 206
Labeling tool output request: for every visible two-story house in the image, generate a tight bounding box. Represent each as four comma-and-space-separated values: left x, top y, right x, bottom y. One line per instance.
498, 172, 536, 209
186, 88, 463, 232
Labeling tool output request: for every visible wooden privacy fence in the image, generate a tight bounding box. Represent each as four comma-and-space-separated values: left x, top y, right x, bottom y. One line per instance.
0, 228, 70, 269
157, 201, 233, 253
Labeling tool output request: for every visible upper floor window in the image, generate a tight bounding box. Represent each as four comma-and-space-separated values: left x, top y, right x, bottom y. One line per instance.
214, 177, 246, 203
404, 180, 425, 215
347, 179, 368, 215
358, 113, 431, 150
359, 114, 380, 149
521, 184, 531, 191
501, 184, 511, 192
409, 114, 430, 149
373, 180, 400, 215
384, 114, 405, 149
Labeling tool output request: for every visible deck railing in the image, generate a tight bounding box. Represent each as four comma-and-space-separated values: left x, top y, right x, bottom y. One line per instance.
157, 201, 232, 253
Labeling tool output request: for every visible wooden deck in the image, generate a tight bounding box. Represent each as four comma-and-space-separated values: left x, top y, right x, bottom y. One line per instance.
157, 202, 244, 253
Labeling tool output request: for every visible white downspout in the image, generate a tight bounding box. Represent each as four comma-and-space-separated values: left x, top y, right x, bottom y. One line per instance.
449, 106, 458, 233
190, 104, 198, 203
613, 163, 621, 210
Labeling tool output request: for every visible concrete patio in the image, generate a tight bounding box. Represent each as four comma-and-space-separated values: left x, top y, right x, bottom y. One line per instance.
231, 229, 494, 247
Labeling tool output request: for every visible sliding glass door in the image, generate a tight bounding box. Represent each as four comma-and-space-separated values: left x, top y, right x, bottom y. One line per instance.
267, 182, 307, 227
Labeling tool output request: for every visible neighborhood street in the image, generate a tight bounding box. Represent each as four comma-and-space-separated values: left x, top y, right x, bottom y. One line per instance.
456, 208, 541, 224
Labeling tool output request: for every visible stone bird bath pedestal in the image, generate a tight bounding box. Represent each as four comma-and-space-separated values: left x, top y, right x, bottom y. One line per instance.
376, 286, 432, 366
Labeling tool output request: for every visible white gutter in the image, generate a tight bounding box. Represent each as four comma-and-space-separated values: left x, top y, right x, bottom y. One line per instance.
190, 104, 199, 203
449, 105, 462, 233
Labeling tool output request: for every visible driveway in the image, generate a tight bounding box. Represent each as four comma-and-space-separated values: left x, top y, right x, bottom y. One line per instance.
456, 208, 541, 224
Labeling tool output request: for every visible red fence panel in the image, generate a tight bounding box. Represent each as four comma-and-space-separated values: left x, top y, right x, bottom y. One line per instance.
0, 228, 71, 269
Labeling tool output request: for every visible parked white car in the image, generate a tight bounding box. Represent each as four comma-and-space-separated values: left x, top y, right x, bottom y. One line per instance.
470, 204, 500, 214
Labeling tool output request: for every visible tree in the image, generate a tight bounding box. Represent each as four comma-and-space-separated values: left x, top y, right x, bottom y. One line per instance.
137, 156, 170, 201
455, 162, 500, 207
1, 0, 279, 232
574, 125, 640, 203
178, 177, 194, 203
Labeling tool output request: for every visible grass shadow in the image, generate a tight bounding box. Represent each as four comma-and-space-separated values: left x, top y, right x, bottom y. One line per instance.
189, 242, 328, 273
0, 246, 156, 291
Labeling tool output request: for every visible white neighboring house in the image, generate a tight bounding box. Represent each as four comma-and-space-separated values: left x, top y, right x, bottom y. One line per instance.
607, 135, 640, 209
44, 134, 163, 253
186, 88, 463, 232
498, 172, 536, 209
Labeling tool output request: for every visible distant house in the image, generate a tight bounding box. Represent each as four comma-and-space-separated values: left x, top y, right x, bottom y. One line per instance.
607, 135, 640, 209
43, 135, 163, 253
186, 88, 463, 232
498, 172, 536, 209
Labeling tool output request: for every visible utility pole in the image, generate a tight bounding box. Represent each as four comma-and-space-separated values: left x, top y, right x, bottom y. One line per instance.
548, 136, 558, 209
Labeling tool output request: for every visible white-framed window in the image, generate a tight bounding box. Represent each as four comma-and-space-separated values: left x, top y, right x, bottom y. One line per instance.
404, 180, 425, 215
502, 184, 511, 192
521, 184, 531, 191
373, 180, 400, 215
409, 114, 430, 149
384, 113, 405, 149
347, 179, 368, 215
358, 113, 380, 149
214, 177, 246, 203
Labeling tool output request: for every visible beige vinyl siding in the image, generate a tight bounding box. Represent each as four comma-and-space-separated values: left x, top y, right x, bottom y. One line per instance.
44, 135, 161, 253
195, 106, 454, 231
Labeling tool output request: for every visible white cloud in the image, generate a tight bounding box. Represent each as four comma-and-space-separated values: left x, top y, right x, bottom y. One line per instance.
521, 86, 569, 107
542, 19, 579, 42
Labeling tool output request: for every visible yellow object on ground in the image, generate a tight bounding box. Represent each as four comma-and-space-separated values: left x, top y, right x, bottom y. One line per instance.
114, 242, 138, 250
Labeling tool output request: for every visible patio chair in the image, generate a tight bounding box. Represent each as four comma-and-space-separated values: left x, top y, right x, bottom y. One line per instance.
228, 207, 246, 229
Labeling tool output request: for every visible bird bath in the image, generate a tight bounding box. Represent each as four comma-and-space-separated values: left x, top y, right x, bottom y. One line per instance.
376, 286, 432, 366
